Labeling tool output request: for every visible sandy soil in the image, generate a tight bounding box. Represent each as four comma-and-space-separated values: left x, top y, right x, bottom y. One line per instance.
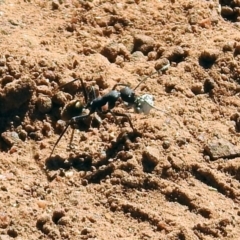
1, 0, 240, 239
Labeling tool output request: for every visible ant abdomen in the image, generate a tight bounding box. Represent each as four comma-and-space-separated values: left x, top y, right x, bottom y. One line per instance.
61, 100, 84, 121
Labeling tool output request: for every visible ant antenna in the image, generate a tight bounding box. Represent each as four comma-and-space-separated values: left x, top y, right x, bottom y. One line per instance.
146, 101, 181, 126
134, 63, 170, 90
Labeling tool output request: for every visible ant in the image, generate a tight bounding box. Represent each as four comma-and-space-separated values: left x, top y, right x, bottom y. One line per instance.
50, 64, 172, 157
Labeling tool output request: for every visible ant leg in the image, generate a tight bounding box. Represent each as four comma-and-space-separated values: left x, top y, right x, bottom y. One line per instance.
68, 128, 75, 150
110, 111, 135, 130
106, 110, 134, 130
49, 113, 90, 157
71, 113, 90, 122
112, 83, 129, 90
49, 122, 71, 157
59, 78, 80, 89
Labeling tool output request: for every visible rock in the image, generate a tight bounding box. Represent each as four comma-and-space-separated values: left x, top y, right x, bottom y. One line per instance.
36, 200, 49, 209
18, 129, 27, 141
122, 35, 134, 52
1, 75, 14, 85
147, 51, 157, 60
43, 70, 56, 81
234, 42, 240, 55
162, 140, 171, 149
204, 138, 240, 160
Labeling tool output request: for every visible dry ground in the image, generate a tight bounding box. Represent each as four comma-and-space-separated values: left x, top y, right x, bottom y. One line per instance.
1, 0, 240, 239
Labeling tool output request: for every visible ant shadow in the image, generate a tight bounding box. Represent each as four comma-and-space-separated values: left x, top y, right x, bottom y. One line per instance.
45, 130, 142, 183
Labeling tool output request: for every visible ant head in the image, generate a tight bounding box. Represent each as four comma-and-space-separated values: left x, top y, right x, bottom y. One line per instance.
120, 87, 136, 104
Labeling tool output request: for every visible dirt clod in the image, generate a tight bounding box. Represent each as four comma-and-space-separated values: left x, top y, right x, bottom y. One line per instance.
199, 49, 219, 68
0, 213, 10, 229
36, 95, 52, 113
0, 78, 35, 114
133, 34, 155, 55
204, 78, 215, 93
101, 42, 129, 63
142, 146, 160, 171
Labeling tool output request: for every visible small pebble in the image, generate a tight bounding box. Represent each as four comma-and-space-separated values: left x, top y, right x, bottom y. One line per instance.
191, 83, 203, 95
57, 216, 70, 226
56, 120, 66, 132
42, 121, 52, 136
155, 58, 170, 71
1, 131, 20, 147
143, 146, 160, 166
162, 140, 171, 149
65, 171, 74, 178
44, 70, 56, 81
18, 129, 27, 141
37, 200, 48, 209
25, 124, 35, 133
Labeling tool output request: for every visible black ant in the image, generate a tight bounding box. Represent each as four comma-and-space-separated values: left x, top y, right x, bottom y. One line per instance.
50, 64, 172, 157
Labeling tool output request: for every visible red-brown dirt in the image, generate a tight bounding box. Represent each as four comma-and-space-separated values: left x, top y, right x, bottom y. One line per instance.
1, 0, 240, 239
